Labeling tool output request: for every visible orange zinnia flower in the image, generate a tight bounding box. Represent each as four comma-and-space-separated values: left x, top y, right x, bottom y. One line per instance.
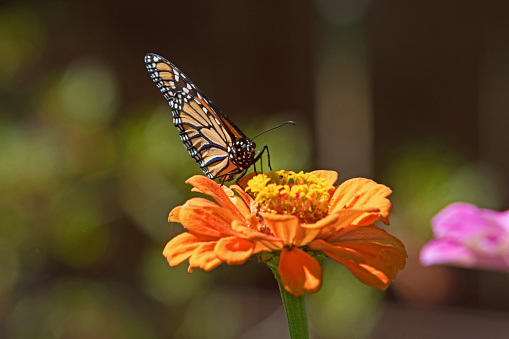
164, 170, 407, 296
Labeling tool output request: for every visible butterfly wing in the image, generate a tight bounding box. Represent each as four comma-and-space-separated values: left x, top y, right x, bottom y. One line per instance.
144, 53, 247, 180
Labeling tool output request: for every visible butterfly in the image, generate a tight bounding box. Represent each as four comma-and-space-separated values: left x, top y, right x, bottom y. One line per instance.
144, 53, 271, 183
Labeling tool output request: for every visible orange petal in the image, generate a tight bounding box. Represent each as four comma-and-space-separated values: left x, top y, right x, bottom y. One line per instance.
234, 218, 285, 252
262, 213, 323, 247
179, 205, 238, 238
235, 172, 257, 189
169, 205, 182, 222
278, 247, 322, 296
231, 219, 281, 242
308, 229, 406, 290
184, 197, 220, 209
301, 213, 340, 229
294, 227, 321, 247
215, 236, 255, 264
229, 218, 284, 251
252, 241, 276, 253
329, 178, 392, 226
182, 197, 226, 218
222, 185, 252, 219
307, 210, 377, 240
310, 170, 338, 186
325, 225, 407, 252
186, 175, 247, 222
261, 213, 300, 245
230, 184, 254, 214
163, 232, 215, 267
189, 242, 223, 271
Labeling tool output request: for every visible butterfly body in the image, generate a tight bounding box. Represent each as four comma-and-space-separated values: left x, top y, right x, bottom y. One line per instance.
144, 53, 266, 182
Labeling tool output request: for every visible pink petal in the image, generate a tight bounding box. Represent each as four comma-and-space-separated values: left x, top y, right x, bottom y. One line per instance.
420, 239, 509, 271
432, 203, 503, 241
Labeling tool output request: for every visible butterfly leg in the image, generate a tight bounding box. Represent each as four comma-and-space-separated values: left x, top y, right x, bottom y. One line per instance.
234, 168, 248, 182
253, 145, 271, 171
232, 168, 249, 190
253, 151, 259, 175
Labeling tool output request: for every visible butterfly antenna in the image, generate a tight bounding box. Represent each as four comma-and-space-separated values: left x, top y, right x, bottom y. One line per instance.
251, 121, 295, 140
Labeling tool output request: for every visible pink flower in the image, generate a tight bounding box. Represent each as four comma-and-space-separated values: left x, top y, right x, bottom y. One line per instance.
420, 202, 509, 271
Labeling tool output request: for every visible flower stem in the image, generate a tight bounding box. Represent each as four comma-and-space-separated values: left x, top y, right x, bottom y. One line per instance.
269, 265, 310, 339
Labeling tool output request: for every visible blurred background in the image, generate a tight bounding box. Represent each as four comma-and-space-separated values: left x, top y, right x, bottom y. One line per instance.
1, 0, 509, 338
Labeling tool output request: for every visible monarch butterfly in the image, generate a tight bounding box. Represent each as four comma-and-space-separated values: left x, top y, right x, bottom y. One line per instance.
145, 53, 280, 183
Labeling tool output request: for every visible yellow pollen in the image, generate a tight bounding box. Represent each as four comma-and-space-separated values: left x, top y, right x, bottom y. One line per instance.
247, 170, 334, 223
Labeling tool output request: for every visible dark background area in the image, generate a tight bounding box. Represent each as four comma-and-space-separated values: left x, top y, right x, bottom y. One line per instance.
2, 0, 509, 338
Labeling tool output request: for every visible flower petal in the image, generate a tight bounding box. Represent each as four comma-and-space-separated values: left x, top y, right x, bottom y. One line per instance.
301, 213, 340, 229
252, 241, 276, 253
309, 227, 406, 290
278, 247, 322, 296
189, 242, 223, 271
231, 219, 283, 244
310, 170, 338, 186
261, 213, 325, 247
494, 210, 509, 232
186, 175, 247, 222
262, 213, 300, 245
328, 178, 392, 226
420, 239, 509, 271
222, 185, 251, 219
304, 211, 377, 243
262, 213, 322, 248
229, 184, 254, 216
420, 239, 476, 267
236, 172, 258, 189
184, 197, 222, 209
215, 236, 255, 264
179, 204, 239, 238
431, 202, 508, 243
432, 202, 487, 239
323, 225, 407, 253
163, 232, 215, 267
169, 205, 182, 222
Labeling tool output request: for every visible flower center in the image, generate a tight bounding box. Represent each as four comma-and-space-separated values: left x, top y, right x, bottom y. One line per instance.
247, 170, 334, 224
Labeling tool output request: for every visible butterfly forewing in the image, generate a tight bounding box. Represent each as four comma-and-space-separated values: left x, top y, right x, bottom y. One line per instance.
144, 53, 255, 181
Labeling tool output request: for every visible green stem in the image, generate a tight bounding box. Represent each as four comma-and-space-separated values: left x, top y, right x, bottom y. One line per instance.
268, 265, 310, 339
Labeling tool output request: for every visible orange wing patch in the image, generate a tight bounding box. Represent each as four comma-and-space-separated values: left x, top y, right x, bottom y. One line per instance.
196, 98, 244, 139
